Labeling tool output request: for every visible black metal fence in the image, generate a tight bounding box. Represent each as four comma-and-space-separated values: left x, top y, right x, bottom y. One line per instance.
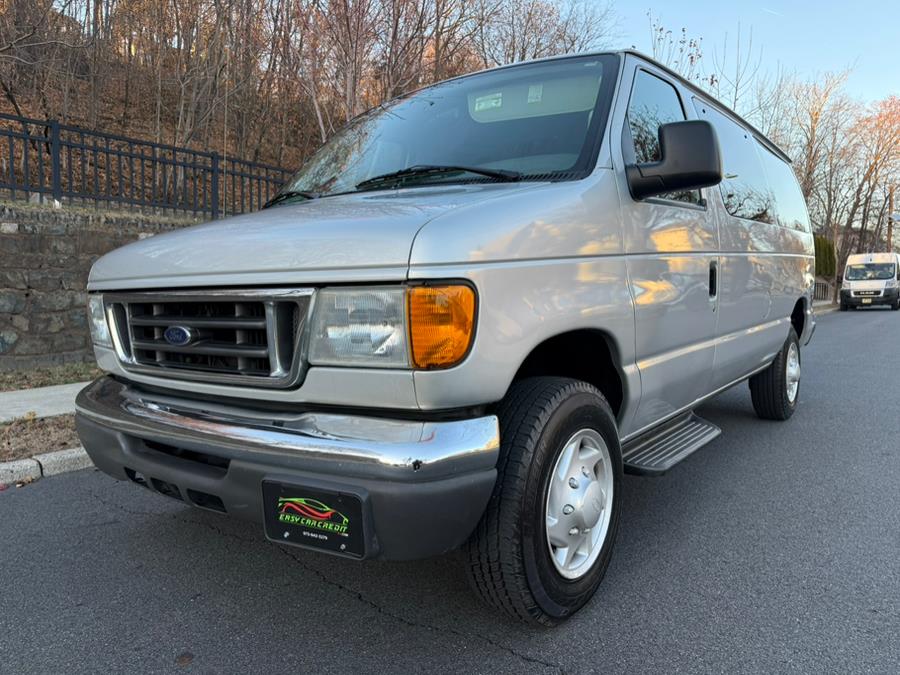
814, 280, 831, 301
0, 112, 292, 217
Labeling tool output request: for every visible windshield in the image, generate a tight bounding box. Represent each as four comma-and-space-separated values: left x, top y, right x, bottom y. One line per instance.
277, 55, 618, 198
845, 263, 896, 281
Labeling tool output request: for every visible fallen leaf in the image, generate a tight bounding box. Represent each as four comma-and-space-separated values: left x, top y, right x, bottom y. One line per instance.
175, 651, 194, 667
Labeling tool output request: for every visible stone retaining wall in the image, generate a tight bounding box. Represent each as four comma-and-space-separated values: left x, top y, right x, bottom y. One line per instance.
0, 202, 200, 371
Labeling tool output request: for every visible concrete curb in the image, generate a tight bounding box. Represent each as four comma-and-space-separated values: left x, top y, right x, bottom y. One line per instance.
34, 446, 94, 476
814, 303, 840, 316
0, 446, 92, 488
0, 458, 42, 485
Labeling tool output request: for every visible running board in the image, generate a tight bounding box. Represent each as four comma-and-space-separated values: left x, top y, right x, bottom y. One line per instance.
622, 413, 721, 475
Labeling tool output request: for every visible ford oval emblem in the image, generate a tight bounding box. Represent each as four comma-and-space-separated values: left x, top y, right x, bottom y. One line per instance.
163, 325, 194, 347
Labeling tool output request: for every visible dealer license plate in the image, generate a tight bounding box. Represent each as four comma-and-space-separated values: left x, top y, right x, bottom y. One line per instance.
262, 480, 365, 557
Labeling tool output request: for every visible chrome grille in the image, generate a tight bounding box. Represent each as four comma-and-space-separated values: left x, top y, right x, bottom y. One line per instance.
105, 289, 313, 388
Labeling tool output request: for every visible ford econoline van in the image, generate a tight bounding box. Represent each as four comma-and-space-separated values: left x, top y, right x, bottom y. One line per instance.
840, 252, 900, 310
76, 51, 816, 625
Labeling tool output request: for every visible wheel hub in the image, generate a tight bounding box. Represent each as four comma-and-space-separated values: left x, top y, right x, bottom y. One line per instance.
545, 428, 614, 580
578, 481, 605, 530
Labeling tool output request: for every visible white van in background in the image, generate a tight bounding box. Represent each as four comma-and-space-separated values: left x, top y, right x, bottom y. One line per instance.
840, 252, 900, 311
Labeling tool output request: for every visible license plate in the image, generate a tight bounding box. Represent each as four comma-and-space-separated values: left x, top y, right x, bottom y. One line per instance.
262, 480, 366, 557
862, 298, 872, 304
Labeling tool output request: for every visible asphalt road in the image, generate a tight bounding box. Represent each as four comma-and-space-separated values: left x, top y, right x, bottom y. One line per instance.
2, 308, 899, 674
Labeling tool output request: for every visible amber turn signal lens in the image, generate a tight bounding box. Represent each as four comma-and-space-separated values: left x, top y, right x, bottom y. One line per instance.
408, 285, 476, 369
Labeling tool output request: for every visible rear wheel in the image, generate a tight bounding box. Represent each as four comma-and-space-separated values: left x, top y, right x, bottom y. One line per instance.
465, 377, 622, 626
749, 327, 800, 421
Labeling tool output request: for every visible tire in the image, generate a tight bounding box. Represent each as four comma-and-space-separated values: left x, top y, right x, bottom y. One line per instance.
749, 327, 801, 421
840, 302, 848, 311
465, 377, 622, 626
892, 299, 899, 311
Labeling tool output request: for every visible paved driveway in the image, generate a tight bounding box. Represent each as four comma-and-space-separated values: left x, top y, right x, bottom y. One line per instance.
1, 309, 898, 674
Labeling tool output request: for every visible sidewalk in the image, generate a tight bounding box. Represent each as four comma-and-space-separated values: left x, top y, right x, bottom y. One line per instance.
0, 381, 90, 423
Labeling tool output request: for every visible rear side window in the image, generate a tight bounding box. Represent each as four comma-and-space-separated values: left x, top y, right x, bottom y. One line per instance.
756, 145, 811, 232
625, 70, 700, 205
693, 99, 775, 223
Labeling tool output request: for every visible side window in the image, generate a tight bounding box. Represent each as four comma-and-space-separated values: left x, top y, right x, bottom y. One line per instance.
625, 70, 700, 205
693, 99, 775, 223
756, 144, 811, 232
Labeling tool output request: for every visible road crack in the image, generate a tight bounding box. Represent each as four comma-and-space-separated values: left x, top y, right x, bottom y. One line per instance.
277, 547, 566, 674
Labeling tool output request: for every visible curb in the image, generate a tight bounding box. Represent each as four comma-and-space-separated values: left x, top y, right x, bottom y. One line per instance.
814, 303, 839, 316
0, 458, 42, 485
34, 446, 94, 476
0, 446, 92, 489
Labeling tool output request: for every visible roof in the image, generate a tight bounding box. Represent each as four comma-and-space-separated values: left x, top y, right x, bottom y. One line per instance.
845, 252, 899, 263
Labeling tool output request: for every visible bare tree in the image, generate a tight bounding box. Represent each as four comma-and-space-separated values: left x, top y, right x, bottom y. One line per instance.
0, 0, 619, 172
645, 10, 702, 82
318, 0, 380, 121
475, 0, 615, 67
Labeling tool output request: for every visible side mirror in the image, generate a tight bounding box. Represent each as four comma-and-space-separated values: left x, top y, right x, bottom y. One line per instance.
626, 120, 723, 200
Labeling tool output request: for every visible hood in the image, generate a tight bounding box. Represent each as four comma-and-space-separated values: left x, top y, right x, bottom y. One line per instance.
88, 184, 533, 290
844, 279, 890, 291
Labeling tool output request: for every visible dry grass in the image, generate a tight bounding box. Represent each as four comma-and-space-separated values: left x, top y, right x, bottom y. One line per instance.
0, 413, 81, 462
0, 363, 102, 392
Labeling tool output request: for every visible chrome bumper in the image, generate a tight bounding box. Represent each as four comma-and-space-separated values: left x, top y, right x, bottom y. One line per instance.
75, 377, 500, 482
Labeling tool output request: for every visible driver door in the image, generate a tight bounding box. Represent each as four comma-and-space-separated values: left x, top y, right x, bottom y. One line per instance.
616, 63, 720, 436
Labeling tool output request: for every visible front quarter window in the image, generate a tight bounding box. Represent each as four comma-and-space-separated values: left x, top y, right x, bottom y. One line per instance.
276, 55, 619, 199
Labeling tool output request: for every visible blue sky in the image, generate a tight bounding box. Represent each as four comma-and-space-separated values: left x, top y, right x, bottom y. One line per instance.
614, 1, 899, 102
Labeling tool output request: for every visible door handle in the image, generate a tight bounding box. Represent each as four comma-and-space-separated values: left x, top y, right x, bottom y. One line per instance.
709, 260, 718, 300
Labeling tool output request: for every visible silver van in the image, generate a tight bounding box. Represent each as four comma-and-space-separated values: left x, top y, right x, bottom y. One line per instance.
76, 51, 816, 625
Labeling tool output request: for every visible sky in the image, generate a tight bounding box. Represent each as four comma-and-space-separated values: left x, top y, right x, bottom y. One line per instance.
614, 1, 899, 103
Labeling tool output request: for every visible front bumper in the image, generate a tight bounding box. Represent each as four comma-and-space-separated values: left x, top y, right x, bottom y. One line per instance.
75, 377, 500, 560
840, 288, 898, 307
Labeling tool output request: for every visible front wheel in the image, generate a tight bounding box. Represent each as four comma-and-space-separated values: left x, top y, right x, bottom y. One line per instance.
465, 377, 622, 626
749, 327, 801, 420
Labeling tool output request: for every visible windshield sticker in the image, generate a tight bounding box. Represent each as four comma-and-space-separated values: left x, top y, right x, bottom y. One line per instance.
527, 84, 543, 104
474, 92, 503, 112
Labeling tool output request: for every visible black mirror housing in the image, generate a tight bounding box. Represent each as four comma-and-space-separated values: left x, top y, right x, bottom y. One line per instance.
626, 120, 723, 200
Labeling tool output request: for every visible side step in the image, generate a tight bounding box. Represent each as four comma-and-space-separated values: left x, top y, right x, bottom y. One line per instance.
622, 413, 721, 475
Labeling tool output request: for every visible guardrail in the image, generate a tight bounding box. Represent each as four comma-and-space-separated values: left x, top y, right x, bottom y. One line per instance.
0, 112, 292, 217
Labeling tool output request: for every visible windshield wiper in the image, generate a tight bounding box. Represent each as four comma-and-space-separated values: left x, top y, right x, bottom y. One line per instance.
355, 165, 522, 190
262, 190, 320, 209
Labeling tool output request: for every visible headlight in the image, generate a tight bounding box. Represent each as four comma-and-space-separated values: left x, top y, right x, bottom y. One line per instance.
308, 285, 476, 369
885, 279, 898, 289
309, 288, 409, 367
87, 294, 112, 348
